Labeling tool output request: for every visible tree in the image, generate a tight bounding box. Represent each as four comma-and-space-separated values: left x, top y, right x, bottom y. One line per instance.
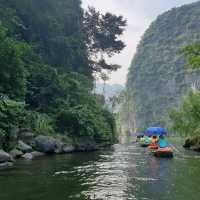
84, 7, 126, 75
183, 43, 200, 69
0, 25, 29, 100
100, 72, 109, 95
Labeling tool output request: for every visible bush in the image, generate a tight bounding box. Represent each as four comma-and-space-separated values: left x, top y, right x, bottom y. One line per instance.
56, 103, 116, 143
23, 112, 54, 135
169, 90, 200, 137
0, 95, 25, 150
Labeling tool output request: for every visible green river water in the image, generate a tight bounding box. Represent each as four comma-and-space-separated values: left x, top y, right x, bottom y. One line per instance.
0, 139, 200, 200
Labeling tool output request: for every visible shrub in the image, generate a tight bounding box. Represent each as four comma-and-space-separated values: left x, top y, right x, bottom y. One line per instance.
169, 90, 200, 137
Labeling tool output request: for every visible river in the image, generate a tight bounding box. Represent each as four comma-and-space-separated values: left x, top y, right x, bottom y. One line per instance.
0, 139, 200, 200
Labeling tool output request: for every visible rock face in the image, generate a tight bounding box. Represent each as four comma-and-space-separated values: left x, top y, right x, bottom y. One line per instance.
18, 129, 34, 145
75, 138, 98, 152
10, 149, 23, 158
0, 162, 13, 169
17, 140, 33, 153
22, 151, 45, 160
0, 150, 13, 163
127, 1, 200, 129
34, 135, 61, 153
62, 145, 75, 153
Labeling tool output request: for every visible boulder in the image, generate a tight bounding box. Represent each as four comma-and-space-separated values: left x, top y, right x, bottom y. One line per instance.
190, 145, 200, 152
75, 138, 98, 152
0, 162, 13, 170
62, 145, 75, 153
10, 149, 24, 158
22, 151, 45, 160
0, 150, 13, 163
18, 129, 35, 145
17, 140, 33, 153
34, 135, 58, 153
55, 140, 65, 154
22, 153, 33, 160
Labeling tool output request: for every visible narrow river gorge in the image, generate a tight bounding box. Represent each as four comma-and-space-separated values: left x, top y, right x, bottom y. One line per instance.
0, 139, 200, 200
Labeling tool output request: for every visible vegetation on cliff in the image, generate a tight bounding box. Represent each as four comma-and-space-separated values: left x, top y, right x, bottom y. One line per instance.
0, 0, 126, 150
170, 42, 200, 136
127, 1, 200, 130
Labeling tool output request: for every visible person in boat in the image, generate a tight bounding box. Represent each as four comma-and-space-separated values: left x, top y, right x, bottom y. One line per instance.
151, 135, 158, 144
157, 135, 169, 148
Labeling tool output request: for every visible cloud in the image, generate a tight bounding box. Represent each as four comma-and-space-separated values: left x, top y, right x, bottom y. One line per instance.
82, 0, 198, 85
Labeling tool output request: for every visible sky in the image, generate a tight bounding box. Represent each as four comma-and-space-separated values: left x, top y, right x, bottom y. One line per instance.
82, 0, 198, 85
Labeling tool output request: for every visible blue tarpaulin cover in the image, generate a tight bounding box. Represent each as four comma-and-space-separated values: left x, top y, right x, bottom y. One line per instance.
145, 127, 167, 136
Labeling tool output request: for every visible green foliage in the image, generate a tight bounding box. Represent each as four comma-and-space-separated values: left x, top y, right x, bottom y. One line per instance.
0, 0, 119, 147
0, 0, 90, 76
183, 42, 200, 69
23, 112, 54, 135
0, 95, 25, 150
0, 25, 29, 100
169, 91, 200, 136
84, 7, 126, 74
56, 103, 116, 143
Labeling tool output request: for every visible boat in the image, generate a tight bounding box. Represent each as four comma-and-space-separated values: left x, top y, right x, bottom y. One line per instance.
136, 133, 144, 142
139, 136, 151, 147
154, 147, 173, 158
140, 142, 150, 147
148, 143, 159, 150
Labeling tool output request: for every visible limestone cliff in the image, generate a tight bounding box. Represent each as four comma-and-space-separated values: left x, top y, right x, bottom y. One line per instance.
127, 1, 200, 130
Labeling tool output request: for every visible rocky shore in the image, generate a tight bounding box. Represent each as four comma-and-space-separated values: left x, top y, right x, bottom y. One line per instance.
0, 129, 106, 170
183, 136, 200, 152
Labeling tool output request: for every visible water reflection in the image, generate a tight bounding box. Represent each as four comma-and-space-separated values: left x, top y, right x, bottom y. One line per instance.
0, 141, 200, 200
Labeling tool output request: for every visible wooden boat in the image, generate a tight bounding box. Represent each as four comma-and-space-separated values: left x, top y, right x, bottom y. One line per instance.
148, 143, 159, 150
154, 147, 173, 158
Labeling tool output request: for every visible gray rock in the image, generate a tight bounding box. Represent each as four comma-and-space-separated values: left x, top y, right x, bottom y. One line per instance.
10, 149, 23, 158
190, 145, 200, 152
62, 145, 75, 153
18, 130, 35, 145
0, 150, 13, 163
75, 139, 98, 152
0, 162, 13, 169
22, 153, 33, 160
34, 135, 58, 153
22, 151, 45, 160
55, 140, 64, 154
17, 140, 33, 153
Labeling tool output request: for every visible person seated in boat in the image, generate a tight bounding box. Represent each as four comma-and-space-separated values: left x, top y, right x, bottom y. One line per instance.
151, 135, 158, 144
157, 135, 169, 148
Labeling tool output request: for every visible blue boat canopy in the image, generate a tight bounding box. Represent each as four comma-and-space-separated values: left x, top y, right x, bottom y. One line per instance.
145, 127, 167, 136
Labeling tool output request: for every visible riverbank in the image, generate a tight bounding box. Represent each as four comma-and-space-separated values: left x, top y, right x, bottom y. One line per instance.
0, 129, 112, 170
183, 136, 200, 152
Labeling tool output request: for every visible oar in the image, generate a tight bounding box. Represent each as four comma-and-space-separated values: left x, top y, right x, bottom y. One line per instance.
170, 144, 180, 153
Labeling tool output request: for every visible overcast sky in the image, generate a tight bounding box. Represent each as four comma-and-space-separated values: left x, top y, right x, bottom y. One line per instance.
82, 0, 198, 85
